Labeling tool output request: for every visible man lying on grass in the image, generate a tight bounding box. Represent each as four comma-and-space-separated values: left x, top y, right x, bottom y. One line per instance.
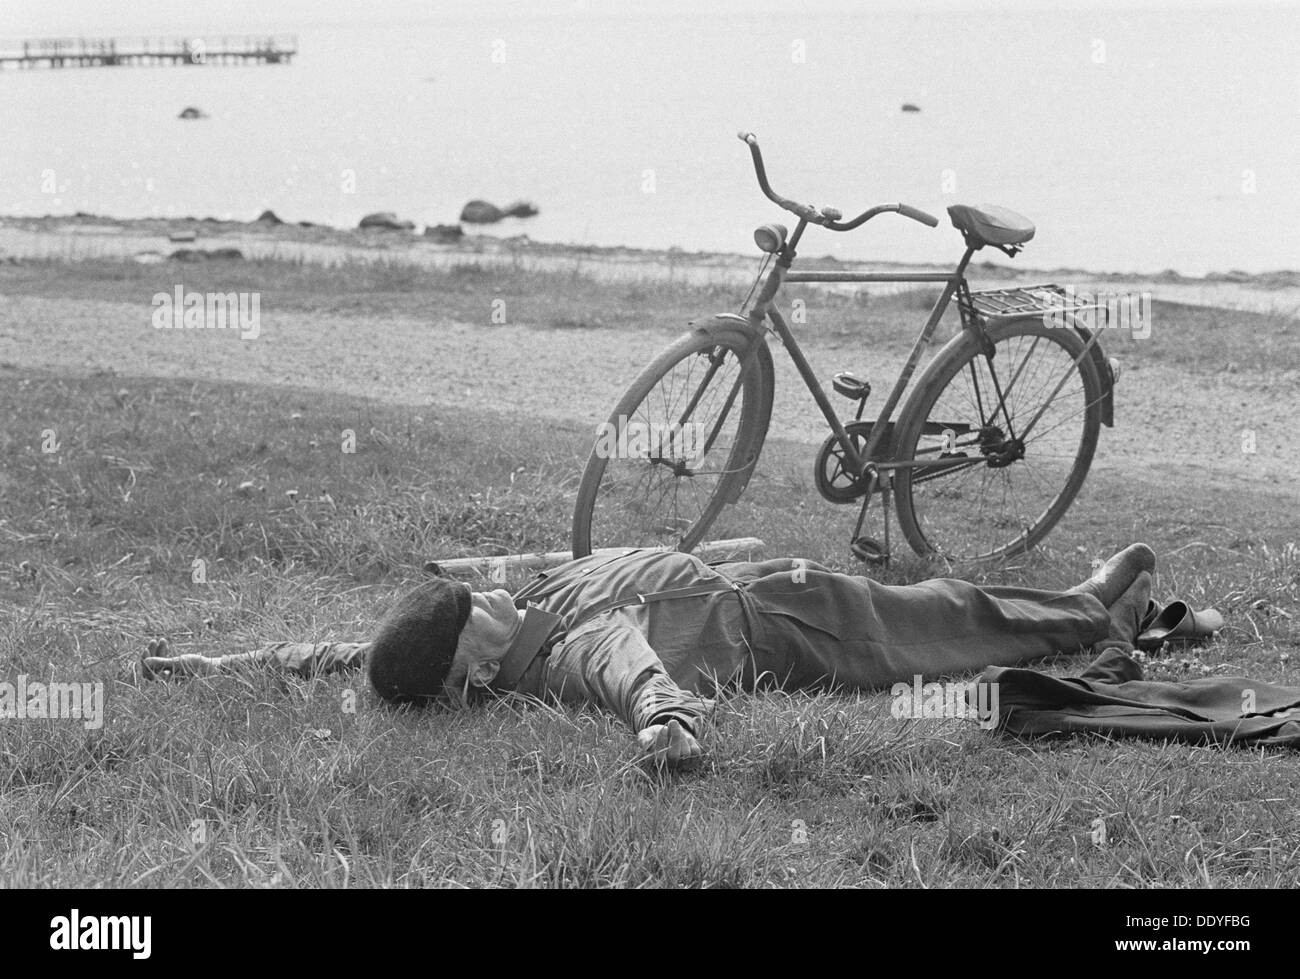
142, 543, 1158, 767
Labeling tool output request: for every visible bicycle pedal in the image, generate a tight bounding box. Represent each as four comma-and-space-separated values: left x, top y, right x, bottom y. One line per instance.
850, 536, 889, 565
832, 371, 871, 402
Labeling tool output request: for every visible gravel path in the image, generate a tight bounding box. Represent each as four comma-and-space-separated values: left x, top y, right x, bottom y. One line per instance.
2, 292, 1296, 494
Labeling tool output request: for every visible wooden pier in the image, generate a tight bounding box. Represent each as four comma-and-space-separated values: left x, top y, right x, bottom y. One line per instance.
0, 35, 297, 69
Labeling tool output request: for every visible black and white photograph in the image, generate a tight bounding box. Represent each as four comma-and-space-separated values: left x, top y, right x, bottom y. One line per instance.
1, 0, 1296, 921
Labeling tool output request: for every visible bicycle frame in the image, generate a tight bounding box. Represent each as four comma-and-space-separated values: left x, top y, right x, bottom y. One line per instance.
574, 132, 1119, 563
745, 214, 983, 488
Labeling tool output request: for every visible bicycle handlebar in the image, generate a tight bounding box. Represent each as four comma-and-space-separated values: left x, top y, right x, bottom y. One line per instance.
737, 131, 939, 232
896, 203, 940, 227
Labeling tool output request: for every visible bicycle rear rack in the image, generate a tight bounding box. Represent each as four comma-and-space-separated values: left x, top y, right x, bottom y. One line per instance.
961, 283, 1099, 322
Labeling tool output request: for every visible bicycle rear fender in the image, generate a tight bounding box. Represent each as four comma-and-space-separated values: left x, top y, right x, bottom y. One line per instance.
687, 313, 775, 500
981, 313, 1115, 427
1062, 315, 1115, 428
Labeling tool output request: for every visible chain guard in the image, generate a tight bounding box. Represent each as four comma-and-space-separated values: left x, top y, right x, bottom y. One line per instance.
814, 420, 884, 503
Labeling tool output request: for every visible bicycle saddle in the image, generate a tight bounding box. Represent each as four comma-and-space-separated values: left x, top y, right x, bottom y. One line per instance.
947, 204, 1035, 247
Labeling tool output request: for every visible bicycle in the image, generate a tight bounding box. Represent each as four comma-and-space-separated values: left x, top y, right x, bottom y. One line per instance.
572, 132, 1119, 565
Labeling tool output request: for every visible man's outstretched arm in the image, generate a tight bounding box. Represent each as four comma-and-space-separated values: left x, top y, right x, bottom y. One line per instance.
542, 612, 714, 768
142, 639, 371, 680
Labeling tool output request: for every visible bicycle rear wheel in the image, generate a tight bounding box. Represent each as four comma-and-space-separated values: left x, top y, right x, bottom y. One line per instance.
571, 324, 772, 557
893, 316, 1104, 563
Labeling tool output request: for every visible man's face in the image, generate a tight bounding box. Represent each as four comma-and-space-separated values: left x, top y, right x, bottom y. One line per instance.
442, 588, 524, 705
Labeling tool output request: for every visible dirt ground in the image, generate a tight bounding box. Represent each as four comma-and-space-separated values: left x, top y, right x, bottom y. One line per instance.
1, 285, 1296, 498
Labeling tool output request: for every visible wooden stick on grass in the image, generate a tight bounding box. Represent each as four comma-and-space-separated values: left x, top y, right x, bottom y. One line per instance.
425, 537, 765, 578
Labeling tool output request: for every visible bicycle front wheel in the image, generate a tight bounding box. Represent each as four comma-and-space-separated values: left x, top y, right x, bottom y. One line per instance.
571, 324, 772, 557
893, 316, 1104, 563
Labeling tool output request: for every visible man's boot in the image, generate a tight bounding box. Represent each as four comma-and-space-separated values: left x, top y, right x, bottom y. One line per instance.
1068, 543, 1156, 608
1099, 570, 1153, 652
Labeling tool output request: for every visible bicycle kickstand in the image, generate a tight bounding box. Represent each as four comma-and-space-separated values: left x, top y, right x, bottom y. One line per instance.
849, 464, 891, 567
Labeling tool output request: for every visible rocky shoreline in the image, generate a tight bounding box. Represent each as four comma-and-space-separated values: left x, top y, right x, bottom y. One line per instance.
2, 212, 1298, 315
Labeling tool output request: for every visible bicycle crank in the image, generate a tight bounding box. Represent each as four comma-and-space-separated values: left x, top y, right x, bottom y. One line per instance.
847, 462, 892, 567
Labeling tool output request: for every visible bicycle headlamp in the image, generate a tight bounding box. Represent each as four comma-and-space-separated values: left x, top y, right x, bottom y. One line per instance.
753, 223, 788, 254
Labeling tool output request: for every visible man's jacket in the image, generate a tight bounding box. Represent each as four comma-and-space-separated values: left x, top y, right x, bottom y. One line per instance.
508, 549, 787, 738
981, 647, 1300, 747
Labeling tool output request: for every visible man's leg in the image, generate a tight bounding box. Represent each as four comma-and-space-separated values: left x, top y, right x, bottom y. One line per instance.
847, 576, 1114, 682
746, 569, 1116, 691
1096, 571, 1153, 654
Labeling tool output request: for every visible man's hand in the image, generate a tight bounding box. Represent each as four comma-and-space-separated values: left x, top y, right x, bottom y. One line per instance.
636, 719, 703, 769
140, 639, 218, 680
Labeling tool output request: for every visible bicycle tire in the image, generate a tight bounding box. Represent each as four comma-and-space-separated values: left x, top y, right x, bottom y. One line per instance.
892, 315, 1104, 563
571, 323, 773, 557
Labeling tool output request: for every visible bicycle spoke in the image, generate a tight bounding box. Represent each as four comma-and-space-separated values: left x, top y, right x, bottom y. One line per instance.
898, 320, 1101, 561
579, 336, 759, 552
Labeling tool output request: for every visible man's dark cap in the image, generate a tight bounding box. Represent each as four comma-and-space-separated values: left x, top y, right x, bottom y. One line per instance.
367, 577, 472, 704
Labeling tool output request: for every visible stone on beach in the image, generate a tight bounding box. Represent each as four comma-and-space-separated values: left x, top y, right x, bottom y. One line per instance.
359, 211, 416, 231
423, 223, 465, 243
460, 200, 503, 224
502, 200, 539, 218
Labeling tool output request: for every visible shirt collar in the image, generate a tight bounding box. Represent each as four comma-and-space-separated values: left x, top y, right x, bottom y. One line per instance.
490, 604, 563, 691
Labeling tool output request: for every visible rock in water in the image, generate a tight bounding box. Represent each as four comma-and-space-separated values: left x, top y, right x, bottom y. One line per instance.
460, 199, 539, 223
178, 106, 208, 120
460, 200, 505, 224
901, 103, 921, 113
358, 211, 415, 231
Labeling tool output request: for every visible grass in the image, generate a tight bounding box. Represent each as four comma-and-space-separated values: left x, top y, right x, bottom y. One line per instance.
0, 253, 742, 337
1, 257, 1297, 888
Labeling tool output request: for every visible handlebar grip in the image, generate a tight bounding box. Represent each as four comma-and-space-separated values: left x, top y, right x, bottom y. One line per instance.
898, 204, 939, 227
